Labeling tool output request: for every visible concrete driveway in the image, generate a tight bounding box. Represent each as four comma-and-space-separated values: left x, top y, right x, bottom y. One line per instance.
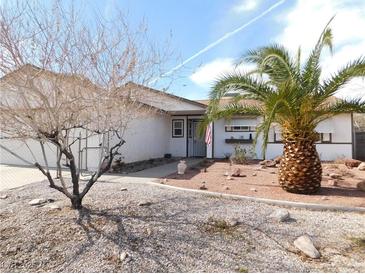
0, 165, 55, 191
0, 158, 203, 191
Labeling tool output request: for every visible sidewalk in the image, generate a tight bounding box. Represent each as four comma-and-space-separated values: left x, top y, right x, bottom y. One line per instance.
0, 158, 204, 191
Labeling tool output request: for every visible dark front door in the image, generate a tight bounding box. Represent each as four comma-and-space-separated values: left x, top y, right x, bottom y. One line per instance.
188, 120, 206, 157
354, 132, 365, 160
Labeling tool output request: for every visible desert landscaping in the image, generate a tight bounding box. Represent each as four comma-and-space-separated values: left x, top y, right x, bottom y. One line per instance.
164, 159, 365, 208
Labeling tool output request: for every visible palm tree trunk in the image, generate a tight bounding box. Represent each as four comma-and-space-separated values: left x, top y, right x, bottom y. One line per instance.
278, 139, 322, 194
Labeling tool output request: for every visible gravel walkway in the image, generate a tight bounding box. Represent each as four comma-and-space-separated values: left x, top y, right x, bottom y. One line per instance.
0, 180, 364, 272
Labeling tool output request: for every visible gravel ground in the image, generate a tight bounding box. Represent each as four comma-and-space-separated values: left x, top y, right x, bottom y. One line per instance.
0, 180, 364, 272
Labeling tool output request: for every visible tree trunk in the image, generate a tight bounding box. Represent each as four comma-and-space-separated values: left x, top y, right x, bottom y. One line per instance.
278, 139, 322, 194
71, 196, 83, 209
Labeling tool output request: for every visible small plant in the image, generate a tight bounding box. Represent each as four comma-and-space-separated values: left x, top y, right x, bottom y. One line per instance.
350, 237, 365, 250
237, 267, 248, 273
230, 145, 247, 164
202, 216, 236, 234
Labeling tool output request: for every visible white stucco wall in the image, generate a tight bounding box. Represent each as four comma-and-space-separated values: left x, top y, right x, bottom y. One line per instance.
0, 128, 104, 170
212, 114, 353, 161
169, 116, 187, 157
117, 112, 171, 163
213, 117, 261, 159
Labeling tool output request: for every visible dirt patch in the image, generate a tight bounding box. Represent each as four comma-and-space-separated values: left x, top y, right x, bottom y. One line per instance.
164, 160, 365, 208
111, 157, 180, 173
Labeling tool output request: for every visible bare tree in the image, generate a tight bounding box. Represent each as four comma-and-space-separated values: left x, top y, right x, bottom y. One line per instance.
0, 1, 170, 209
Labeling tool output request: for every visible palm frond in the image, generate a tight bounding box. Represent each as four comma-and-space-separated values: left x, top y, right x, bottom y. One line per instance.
319, 57, 365, 98
301, 17, 334, 92
314, 98, 365, 124
241, 44, 298, 84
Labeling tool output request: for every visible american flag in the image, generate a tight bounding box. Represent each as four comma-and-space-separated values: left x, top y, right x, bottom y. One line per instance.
205, 122, 212, 145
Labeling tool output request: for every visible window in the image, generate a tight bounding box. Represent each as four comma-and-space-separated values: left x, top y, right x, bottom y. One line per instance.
320, 133, 332, 143
225, 125, 255, 132
172, 119, 184, 138
274, 132, 282, 143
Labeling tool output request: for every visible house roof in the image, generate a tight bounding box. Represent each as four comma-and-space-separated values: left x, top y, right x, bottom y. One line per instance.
126, 82, 207, 108
196, 96, 342, 108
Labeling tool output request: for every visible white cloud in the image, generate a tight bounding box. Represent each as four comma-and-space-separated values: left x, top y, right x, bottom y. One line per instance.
276, 0, 365, 99
189, 58, 256, 87
232, 0, 261, 13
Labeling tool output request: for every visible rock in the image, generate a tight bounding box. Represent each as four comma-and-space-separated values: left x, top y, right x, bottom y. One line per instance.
199, 182, 208, 190
252, 173, 257, 177
321, 196, 329, 201
294, 235, 320, 259
0, 194, 8, 199
259, 160, 269, 165
119, 252, 128, 262
46, 204, 61, 210
344, 159, 362, 168
328, 179, 338, 187
231, 168, 241, 177
274, 156, 283, 164
138, 201, 152, 206
270, 171, 276, 174
224, 186, 230, 190
224, 171, 229, 176
226, 175, 233, 180
227, 218, 239, 227
356, 181, 365, 192
329, 173, 341, 179
29, 198, 47, 206
259, 160, 276, 167
120, 188, 128, 191
270, 209, 290, 222
275, 164, 280, 168
358, 162, 365, 171
250, 188, 257, 192
146, 228, 152, 236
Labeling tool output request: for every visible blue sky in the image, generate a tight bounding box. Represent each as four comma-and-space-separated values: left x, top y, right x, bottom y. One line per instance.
2, 0, 365, 100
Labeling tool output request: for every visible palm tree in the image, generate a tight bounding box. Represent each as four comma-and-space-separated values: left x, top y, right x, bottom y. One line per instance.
205, 20, 365, 194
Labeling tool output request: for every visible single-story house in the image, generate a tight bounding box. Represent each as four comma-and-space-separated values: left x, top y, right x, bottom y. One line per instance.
0, 77, 359, 170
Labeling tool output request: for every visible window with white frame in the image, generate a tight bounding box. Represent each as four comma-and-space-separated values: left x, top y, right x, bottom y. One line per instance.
172, 119, 184, 138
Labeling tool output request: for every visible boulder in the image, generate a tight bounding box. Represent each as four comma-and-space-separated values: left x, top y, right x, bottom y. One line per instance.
270, 209, 290, 222
358, 162, 365, 171
356, 181, 365, 192
29, 198, 47, 206
294, 235, 320, 259
274, 156, 283, 164
231, 168, 241, 177
259, 160, 276, 167
344, 159, 362, 168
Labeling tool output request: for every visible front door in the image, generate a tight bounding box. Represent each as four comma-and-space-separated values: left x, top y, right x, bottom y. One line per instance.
188, 120, 206, 157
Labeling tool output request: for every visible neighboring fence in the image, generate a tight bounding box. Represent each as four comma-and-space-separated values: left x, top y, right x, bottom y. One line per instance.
354, 132, 365, 160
